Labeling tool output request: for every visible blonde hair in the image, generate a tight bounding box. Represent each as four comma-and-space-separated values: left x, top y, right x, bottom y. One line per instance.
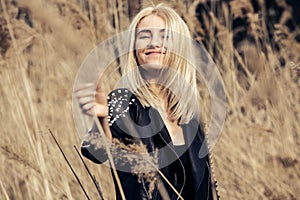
120, 3, 200, 124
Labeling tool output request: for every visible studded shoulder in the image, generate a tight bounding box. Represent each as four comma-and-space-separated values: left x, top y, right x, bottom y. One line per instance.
107, 88, 137, 126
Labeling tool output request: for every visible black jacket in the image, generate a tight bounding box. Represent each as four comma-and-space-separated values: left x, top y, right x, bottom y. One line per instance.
81, 88, 215, 200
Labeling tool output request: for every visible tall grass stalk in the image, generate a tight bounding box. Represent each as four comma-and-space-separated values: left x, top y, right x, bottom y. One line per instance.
93, 115, 126, 200
1, 0, 39, 162
0, 179, 10, 200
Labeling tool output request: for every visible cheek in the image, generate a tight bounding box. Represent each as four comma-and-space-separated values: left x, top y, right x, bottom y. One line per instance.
135, 39, 149, 50
163, 42, 168, 49
161, 39, 169, 50
135, 49, 144, 64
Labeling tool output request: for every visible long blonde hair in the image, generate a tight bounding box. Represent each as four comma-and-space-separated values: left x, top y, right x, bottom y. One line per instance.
120, 4, 200, 124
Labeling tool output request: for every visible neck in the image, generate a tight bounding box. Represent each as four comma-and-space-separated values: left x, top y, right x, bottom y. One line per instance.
139, 65, 162, 83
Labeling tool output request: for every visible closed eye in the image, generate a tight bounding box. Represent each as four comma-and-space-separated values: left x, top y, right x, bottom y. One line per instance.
139, 35, 151, 39
137, 29, 151, 39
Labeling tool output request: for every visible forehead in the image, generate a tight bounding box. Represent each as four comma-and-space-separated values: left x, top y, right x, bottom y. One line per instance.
137, 14, 166, 30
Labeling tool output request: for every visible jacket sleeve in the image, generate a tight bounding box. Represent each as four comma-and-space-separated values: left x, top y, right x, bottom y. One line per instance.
80, 88, 143, 164
80, 125, 109, 164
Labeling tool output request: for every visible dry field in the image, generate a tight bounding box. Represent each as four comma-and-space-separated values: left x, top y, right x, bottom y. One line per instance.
0, 0, 299, 199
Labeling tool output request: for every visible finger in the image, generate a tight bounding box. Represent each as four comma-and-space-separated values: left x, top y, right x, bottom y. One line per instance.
75, 89, 96, 99
84, 110, 94, 117
83, 109, 94, 117
81, 102, 95, 113
83, 104, 108, 117
73, 83, 95, 93
78, 96, 95, 105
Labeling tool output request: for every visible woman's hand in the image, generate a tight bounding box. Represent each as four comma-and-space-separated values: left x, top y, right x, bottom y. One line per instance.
74, 83, 108, 118
74, 82, 112, 140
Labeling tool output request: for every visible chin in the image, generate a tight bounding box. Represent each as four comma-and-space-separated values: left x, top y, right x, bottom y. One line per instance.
141, 62, 164, 69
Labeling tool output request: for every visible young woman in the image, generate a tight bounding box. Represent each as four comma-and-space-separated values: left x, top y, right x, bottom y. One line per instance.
75, 3, 218, 200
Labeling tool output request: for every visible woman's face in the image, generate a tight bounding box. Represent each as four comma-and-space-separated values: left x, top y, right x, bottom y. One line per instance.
135, 14, 168, 72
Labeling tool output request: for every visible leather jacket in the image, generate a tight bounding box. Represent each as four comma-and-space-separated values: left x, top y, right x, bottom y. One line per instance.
81, 88, 215, 200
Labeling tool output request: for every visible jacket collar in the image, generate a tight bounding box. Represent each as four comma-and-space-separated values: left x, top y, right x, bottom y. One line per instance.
182, 119, 208, 191
158, 118, 208, 193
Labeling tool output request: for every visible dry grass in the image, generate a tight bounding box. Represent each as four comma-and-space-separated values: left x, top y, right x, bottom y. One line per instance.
0, 0, 299, 199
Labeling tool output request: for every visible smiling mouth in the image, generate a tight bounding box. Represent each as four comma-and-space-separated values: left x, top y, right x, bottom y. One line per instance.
145, 51, 165, 55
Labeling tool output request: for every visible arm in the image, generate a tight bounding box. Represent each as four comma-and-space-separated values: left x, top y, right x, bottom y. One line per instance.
74, 83, 112, 164
75, 85, 152, 164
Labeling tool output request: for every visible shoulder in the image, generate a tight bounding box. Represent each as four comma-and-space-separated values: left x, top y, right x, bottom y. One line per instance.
107, 88, 139, 111
107, 88, 135, 101
107, 88, 136, 125
107, 88, 151, 127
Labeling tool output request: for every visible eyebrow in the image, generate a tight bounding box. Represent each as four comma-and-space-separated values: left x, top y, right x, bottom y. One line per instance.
136, 28, 166, 35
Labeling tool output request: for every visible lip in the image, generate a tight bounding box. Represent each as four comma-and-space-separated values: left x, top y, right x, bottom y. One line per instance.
145, 50, 166, 55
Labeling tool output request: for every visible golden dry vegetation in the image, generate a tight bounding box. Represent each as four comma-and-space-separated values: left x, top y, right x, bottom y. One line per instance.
0, 0, 299, 199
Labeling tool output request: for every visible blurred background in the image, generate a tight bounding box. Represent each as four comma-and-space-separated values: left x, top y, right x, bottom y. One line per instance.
0, 0, 299, 199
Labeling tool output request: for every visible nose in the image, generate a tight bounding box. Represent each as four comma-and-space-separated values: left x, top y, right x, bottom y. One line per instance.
148, 33, 162, 48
